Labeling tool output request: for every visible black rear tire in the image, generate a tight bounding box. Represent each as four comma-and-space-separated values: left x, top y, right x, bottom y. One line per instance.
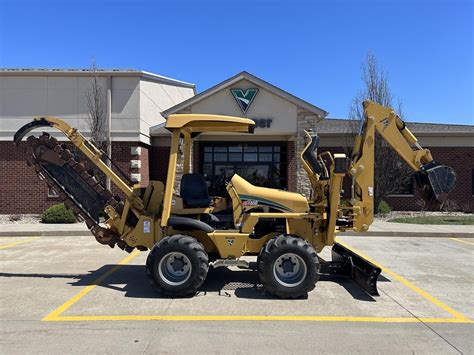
146, 234, 209, 297
258, 234, 319, 298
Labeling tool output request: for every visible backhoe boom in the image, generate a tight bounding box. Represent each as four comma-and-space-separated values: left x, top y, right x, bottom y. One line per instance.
349, 101, 455, 231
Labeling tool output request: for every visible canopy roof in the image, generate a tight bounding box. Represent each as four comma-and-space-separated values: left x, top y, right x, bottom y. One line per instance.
165, 114, 255, 134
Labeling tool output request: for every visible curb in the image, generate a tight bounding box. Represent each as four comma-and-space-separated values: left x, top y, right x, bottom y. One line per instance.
340, 231, 474, 238
1, 231, 473, 238
0, 231, 90, 237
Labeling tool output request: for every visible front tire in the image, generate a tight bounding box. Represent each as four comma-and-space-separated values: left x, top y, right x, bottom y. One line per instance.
258, 234, 319, 298
146, 234, 209, 297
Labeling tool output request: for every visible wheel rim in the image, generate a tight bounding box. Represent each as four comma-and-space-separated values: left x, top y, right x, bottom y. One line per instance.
158, 252, 192, 286
273, 253, 307, 288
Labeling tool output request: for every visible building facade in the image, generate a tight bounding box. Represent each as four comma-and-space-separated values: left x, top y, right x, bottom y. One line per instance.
151, 71, 327, 198
0, 69, 195, 213
152, 72, 474, 212
1, 69, 473, 214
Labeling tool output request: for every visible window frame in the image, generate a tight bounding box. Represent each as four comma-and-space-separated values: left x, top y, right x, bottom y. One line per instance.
47, 186, 59, 198
200, 142, 288, 193
471, 169, 474, 196
387, 177, 415, 197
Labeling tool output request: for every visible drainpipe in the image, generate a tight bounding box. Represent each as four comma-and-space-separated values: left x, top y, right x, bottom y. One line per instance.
106, 76, 112, 191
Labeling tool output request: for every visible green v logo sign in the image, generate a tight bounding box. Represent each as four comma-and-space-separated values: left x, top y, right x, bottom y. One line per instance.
230, 88, 259, 114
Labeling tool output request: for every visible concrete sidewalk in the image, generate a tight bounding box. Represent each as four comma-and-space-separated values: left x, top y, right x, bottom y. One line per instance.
0, 220, 472, 238
0, 222, 89, 236
342, 220, 474, 238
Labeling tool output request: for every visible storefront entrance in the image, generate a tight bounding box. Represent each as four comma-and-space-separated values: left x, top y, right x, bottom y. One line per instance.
200, 142, 287, 196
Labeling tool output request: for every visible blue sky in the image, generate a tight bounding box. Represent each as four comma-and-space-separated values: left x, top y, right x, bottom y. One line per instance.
0, 0, 472, 124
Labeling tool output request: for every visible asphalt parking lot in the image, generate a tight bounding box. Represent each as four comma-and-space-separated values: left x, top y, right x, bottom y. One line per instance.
1, 234, 473, 354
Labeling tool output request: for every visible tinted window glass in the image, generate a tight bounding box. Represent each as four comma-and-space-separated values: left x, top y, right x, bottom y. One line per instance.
201, 142, 287, 195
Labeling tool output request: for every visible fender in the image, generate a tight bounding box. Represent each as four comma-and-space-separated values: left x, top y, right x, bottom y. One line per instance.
167, 216, 214, 233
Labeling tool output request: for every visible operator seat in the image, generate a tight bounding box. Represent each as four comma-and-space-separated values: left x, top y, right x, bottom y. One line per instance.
180, 173, 211, 208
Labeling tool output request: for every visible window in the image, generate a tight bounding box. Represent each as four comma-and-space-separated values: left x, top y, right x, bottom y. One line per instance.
388, 177, 414, 196
200, 143, 287, 196
48, 187, 59, 198
472, 169, 474, 196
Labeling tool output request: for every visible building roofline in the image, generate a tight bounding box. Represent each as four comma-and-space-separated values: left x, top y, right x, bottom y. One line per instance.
326, 117, 474, 127
0, 68, 195, 89
161, 71, 328, 118
322, 118, 474, 135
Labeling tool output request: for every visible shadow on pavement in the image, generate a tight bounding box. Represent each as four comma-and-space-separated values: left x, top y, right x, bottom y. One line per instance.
0, 272, 84, 279
0, 259, 390, 301
0, 262, 388, 302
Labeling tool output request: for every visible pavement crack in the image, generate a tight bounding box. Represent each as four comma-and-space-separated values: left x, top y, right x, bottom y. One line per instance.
161, 298, 174, 316
380, 288, 463, 354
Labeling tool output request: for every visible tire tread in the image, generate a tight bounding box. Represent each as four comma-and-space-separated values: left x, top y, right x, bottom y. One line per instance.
146, 234, 209, 297
258, 234, 319, 299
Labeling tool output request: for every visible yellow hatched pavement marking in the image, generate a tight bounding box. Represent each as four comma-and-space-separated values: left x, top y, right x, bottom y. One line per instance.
450, 238, 474, 245
43, 242, 473, 323
0, 236, 41, 250
337, 241, 472, 323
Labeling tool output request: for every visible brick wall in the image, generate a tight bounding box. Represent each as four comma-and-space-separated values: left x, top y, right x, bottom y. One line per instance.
386, 147, 474, 212
109, 142, 133, 198
138, 144, 149, 187
0, 141, 54, 214
287, 140, 297, 192
296, 109, 321, 196
150, 146, 170, 183
149, 142, 197, 191
149, 142, 196, 192
0, 141, 149, 214
108, 142, 150, 198
2, 139, 472, 214
300, 145, 473, 212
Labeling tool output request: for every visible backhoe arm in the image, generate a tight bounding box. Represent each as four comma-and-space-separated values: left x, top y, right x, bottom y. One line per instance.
351, 102, 433, 171
349, 101, 456, 231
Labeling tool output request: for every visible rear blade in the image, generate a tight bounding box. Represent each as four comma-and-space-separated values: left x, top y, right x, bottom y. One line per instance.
330, 242, 381, 296
415, 161, 456, 203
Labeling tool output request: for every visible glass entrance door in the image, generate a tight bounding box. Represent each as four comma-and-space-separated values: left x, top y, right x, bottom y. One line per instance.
201, 143, 287, 196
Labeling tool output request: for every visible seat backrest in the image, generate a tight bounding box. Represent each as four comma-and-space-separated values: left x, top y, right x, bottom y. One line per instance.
226, 180, 244, 227
142, 180, 164, 215
180, 173, 211, 208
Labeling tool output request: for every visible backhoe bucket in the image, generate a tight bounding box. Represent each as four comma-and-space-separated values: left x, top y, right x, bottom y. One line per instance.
415, 161, 456, 203
321, 243, 381, 296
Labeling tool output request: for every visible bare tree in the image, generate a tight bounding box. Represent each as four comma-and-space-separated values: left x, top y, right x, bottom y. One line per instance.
84, 59, 110, 188
349, 52, 412, 213
85, 59, 107, 151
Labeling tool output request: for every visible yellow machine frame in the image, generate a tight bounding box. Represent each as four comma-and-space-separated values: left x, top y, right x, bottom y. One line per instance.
23, 101, 443, 259
15, 100, 455, 297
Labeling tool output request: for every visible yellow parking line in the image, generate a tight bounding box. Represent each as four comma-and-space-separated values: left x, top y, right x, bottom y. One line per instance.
0, 236, 41, 250
43, 241, 473, 324
42, 250, 140, 321
337, 241, 472, 322
450, 238, 474, 245
47, 315, 472, 323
